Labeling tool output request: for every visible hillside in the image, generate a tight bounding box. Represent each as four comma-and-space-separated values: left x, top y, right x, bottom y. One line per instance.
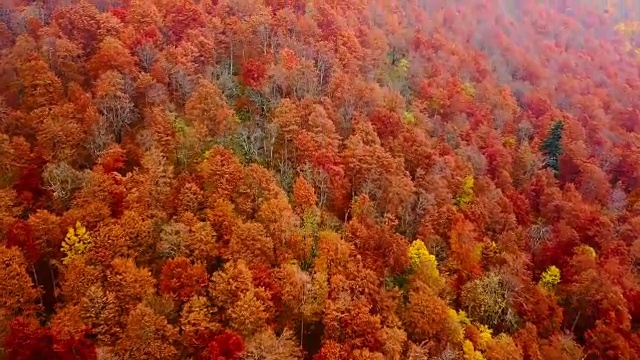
1, 0, 640, 359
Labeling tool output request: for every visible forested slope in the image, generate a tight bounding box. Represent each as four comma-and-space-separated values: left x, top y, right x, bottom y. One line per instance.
1, 0, 640, 359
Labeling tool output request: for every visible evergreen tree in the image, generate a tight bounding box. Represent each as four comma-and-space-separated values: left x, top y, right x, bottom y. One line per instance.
540, 120, 565, 176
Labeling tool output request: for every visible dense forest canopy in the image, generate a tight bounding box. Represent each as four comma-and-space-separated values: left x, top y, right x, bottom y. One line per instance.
1, 0, 640, 359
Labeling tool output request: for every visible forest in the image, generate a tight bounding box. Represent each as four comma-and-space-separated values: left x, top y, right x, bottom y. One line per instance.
1, 0, 640, 359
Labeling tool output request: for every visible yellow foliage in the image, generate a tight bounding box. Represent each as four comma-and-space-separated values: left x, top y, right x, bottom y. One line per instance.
445, 307, 465, 345
463, 340, 485, 360
502, 136, 517, 148
456, 309, 471, 327
397, 58, 409, 75
402, 111, 416, 125
538, 265, 561, 291
408, 240, 438, 274
461, 82, 476, 98
615, 21, 640, 34
575, 245, 596, 259
477, 324, 493, 350
456, 175, 475, 208
62, 221, 92, 264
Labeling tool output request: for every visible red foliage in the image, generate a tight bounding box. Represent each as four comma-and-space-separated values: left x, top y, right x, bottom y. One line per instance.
240, 59, 268, 89
53, 330, 97, 360
109, 8, 128, 22
4, 317, 55, 360
4, 318, 96, 360
3, 0, 640, 358
204, 330, 244, 360
13, 161, 46, 207
6, 219, 41, 264
250, 264, 283, 312
96, 145, 127, 173
159, 257, 209, 301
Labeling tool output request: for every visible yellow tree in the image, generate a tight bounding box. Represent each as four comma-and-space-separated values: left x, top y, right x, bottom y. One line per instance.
456, 175, 475, 208
538, 266, 561, 292
61, 221, 92, 264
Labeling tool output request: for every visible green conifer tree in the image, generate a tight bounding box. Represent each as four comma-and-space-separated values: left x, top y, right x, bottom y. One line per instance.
540, 120, 564, 176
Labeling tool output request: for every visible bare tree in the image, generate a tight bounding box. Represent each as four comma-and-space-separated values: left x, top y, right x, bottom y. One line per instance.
43, 162, 86, 207
96, 93, 136, 144
157, 222, 189, 259
608, 183, 628, 216
528, 222, 551, 253
170, 65, 195, 105
136, 43, 158, 72
87, 118, 115, 159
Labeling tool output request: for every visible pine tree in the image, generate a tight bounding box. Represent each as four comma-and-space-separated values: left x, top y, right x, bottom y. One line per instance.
540, 120, 564, 176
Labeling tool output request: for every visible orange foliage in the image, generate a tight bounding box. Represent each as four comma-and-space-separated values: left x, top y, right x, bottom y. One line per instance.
1, 0, 640, 358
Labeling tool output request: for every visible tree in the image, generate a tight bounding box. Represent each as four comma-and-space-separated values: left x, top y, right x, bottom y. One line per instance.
179, 296, 220, 355
540, 120, 564, 176
323, 297, 384, 353
162, 0, 206, 43
512, 142, 539, 188
51, 2, 102, 52
209, 260, 272, 328
403, 284, 463, 355
460, 272, 519, 332
105, 257, 155, 314
0, 245, 39, 321
3, 317, 56, 360
185, 79, 236, 139
17, 58, 63, 111
93, 70, 137, 143
61, 221, 92, 264
204, 330, 244, 360
585, 321, 635, 360
540, 335, 584, 360
538, 265, 560, 292
111, 304, 179, 359
159, 257, 208, 302
228, 221, 274, 266
227, 288, 270, 337
485, 334, 523, 360
243, 329, 302, 360
86, 36, 137, 79
277, 263, 327, 343
292, 175, 318, 215
240, 58, 268, 89
455, 174, 475, 208
33, 103, 86, 163
342, 122, 415, 217
197, 146, 245, 202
